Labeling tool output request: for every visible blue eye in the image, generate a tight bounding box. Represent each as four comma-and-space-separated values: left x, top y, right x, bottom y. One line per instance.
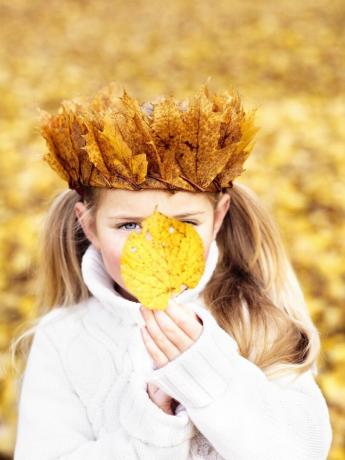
116, 222, 141, 231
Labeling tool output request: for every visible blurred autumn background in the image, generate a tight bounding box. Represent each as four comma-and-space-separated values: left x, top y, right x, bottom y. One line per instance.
0, 0, 344, 458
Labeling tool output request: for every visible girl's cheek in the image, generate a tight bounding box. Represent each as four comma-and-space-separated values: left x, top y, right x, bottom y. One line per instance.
102, 250, 122, 282
194, 226, 213, 255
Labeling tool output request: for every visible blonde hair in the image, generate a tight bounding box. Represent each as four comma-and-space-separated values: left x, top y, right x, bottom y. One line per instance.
10, 182, 320, 382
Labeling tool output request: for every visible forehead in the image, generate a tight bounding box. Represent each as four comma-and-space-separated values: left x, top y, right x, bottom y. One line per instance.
98, 189, 210, 214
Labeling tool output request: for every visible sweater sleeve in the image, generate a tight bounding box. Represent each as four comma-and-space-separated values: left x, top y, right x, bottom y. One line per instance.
13, 326, 194, 460
144, 304, 333, 460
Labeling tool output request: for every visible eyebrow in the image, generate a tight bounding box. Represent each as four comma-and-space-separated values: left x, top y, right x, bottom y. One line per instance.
107, 211, 205, 220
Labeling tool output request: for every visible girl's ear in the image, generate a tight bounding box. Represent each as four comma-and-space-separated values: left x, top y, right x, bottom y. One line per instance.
212, 194, 231, 240
74, 202, 101, 250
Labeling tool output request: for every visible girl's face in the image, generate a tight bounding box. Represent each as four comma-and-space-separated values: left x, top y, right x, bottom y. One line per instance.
75, 189, 230, 301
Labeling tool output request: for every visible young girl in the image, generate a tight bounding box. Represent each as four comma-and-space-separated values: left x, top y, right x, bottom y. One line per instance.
12, 82, 332, 460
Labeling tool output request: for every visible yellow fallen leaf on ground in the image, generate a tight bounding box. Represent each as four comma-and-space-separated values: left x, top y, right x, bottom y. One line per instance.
120, 206, 205, 310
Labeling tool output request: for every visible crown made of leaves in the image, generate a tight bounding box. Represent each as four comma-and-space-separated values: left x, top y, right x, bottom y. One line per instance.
39, 81, 259, 195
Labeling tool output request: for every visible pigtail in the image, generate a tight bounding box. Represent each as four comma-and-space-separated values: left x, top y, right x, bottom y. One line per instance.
35, 189, 91, 310
9, 189, 95, 377
203, 183, 321, 380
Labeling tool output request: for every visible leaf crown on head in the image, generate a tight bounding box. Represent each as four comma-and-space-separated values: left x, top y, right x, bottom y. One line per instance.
39, 81, 260, 195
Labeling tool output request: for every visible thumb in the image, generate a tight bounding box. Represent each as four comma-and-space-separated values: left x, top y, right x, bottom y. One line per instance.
184, 303, 203, 324
147, 382, 159, 395
169, 299, 203, 323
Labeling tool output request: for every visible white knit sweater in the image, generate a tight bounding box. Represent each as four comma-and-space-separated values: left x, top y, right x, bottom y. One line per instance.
13, 240, 333, 460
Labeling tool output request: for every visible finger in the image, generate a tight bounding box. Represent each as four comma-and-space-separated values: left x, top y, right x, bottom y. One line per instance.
147, 382, 159, 396
141, 307, 182, 359
165, 300, 203, 341
153, 309, 195, 353
140, 325, 170, 368
147, 383, 171, 404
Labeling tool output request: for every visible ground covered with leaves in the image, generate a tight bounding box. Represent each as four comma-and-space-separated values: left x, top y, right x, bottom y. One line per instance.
0, 0, 344, 458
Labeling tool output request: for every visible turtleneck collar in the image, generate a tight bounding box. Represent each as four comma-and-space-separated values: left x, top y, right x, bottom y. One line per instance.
81, 239, 220, 326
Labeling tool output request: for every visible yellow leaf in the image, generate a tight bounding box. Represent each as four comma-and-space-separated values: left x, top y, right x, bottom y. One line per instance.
120, 207, 205, 310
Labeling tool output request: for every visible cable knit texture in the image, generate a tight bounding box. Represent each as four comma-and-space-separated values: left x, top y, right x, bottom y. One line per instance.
13, 240, 333, 460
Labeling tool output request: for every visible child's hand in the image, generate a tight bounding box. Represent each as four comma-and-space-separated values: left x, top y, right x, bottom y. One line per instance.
139, 300, 203, 369
146, 382, 177, 415
140, 300, 202, 415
